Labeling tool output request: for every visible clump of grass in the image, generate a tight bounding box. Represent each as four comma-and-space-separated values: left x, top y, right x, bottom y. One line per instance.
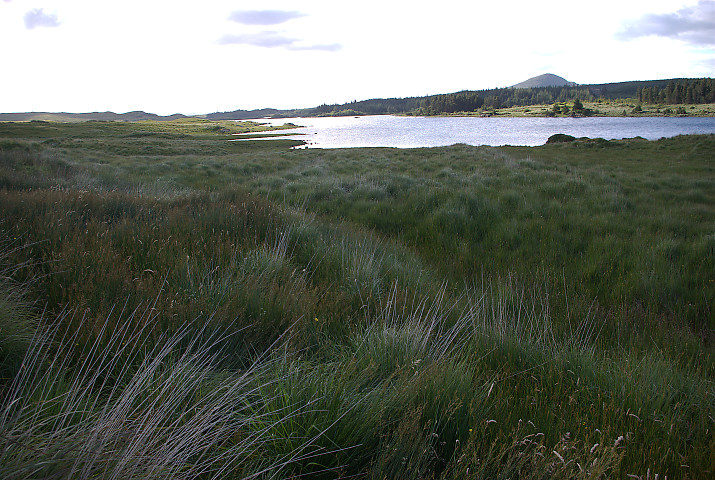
0, 240, 37, 382
0, 305, 322, 480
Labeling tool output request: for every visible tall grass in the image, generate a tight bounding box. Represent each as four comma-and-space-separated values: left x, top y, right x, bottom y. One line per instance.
0, 121, 712, 478
0, 240, 37, 382
0, 304, 330, 480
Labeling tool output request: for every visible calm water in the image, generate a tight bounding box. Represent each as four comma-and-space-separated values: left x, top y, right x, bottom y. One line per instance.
239, 115, 715, 148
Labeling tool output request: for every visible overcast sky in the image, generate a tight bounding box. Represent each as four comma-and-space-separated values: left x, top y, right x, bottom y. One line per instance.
1, 0, 713, 114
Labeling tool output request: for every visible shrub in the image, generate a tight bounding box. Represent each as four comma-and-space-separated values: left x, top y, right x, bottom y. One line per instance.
546, 134, 576, 144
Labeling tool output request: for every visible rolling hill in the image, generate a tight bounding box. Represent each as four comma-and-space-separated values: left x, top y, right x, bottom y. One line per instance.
511, 73, 576, 88
0, 111, 187, 122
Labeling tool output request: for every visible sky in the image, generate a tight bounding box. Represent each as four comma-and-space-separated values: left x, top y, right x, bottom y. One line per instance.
1, 0, 713, 115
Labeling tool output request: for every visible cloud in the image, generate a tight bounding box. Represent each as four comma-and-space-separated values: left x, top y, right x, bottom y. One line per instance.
700, 56, 715, 70
288, 43, 342, 52
219, 31, 297, 48
229, 10, 306, 26
24, 8, 60, 29
219, 31, 341, 52
617, 1, 715, 46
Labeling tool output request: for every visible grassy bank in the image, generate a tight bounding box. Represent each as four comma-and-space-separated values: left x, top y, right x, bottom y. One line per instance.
0, 120, 712, 479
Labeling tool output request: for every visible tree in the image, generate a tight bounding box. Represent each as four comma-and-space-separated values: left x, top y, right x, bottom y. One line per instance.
686, 86, 694, 104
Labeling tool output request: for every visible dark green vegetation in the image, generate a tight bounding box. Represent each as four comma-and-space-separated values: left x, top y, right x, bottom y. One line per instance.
546, 134, 577, 143
0, 119, 713, 479
635, 78, 714, 105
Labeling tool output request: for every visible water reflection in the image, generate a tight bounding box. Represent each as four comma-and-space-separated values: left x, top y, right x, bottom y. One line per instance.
238, 115, 715, 148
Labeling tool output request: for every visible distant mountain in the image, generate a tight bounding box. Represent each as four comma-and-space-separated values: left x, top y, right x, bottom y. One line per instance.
511, 74, 576, 89
0, 111, 187, 122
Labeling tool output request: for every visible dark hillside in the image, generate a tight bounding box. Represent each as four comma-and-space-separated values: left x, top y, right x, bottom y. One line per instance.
511, 73, 576, 88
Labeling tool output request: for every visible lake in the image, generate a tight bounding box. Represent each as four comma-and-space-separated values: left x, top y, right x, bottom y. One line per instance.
239, 115, 715, 148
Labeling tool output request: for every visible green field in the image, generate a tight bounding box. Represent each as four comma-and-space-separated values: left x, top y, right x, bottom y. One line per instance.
0, 119, 713, 479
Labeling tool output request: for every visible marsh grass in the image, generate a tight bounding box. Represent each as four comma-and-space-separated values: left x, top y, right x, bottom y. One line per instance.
0, 121, 712, 478
0, 241, 37, 382
0, 307, 333, 480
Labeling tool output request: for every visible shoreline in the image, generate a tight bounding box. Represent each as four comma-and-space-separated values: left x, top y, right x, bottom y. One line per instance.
290, 101, 715, 119
3, 102, 714, 123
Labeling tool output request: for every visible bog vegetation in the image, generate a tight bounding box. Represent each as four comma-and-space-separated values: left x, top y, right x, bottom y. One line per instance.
0, 119, 712, 479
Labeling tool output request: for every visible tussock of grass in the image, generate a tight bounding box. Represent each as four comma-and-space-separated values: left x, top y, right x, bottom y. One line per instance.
0, 308, 329, 480
0, 241, 37, 382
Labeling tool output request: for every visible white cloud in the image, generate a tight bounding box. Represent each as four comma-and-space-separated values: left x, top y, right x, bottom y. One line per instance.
222, 8, 339, 52
618, 0, 715, 46
288, 43, 341, 52
219, 31, 297, 48
24, 8, 60, 29
229, 10, 306, 25
219, 30, 341, 51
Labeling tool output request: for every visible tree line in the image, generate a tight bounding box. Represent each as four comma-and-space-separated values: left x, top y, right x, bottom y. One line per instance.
295, 78, 713, 117
637, 78, 714, 105
414, 87, 595, 115
209, 78, 713, 119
